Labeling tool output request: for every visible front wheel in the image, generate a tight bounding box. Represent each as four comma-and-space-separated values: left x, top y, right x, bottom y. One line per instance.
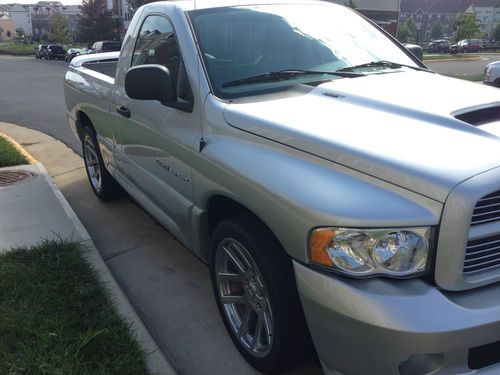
210, 215, 313, 374
82, 126, 119, 200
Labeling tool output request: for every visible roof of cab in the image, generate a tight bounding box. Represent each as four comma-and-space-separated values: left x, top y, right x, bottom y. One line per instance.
142, 0, 339, 12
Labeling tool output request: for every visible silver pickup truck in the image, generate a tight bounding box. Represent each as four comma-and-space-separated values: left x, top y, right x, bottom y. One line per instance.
64, 1, 500, 374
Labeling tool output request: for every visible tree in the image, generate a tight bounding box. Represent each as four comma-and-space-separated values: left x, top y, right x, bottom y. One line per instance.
453, 12, 480, 41
493, 22, 500, 41
404, 17, 417, 39
78, 0, 123, 43
397, 23, 411, 43
397, 18, 416, 43
128, 0, 156, 14
49, 15, 71, 44
430, 19, 443, 39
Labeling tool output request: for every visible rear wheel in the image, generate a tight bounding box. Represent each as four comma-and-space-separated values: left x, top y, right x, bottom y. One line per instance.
82, 126, 119, 200
210, 215, 313, 374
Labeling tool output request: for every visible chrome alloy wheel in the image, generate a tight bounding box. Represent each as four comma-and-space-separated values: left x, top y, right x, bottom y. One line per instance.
215, 238, 274, 357
83, 134, 102, 193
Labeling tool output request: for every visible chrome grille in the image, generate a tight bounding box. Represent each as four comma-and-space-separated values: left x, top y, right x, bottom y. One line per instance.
471, 190, 500, 226
464, 234, 500, 274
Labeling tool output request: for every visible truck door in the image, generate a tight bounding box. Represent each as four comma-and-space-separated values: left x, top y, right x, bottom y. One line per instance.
111, 14, 199, 247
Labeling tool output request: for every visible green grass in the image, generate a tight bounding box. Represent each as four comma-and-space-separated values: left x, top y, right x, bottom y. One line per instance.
0, 43, 37, 55
0, 135, 29, 167
0, 240, 148, 374
423, 54, 480, 61
444, 73, 484, 82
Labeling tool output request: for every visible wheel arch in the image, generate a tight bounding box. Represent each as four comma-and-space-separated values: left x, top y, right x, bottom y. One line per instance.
75, 110, 95, 142
200, 194, 286, 262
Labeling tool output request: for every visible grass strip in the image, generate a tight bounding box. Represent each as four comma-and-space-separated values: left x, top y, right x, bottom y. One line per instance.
0, 43, 37, 56
423, 54, 480, 61
444, 73, 484, 82
0, 135, 29, 167
0, 240, 148, 374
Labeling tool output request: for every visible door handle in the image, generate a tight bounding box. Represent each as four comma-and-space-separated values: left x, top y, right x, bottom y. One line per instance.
116, 105, 131, 118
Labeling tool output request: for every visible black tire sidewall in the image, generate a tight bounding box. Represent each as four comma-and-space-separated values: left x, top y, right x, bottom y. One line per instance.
82, 126, 117, 200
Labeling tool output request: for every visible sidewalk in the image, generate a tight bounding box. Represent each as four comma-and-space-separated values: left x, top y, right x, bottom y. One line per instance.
0, 125, 176, 375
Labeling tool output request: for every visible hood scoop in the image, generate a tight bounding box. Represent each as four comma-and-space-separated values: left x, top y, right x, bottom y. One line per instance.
454, 105, 500, 126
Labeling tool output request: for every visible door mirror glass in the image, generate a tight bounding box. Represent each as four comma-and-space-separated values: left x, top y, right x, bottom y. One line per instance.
125, 64, 177, 102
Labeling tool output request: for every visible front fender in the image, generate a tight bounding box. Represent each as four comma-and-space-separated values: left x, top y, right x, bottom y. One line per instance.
193, 98, 442, 263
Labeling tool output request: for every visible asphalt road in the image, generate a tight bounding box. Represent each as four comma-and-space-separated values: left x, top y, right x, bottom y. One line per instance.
0, 55, 81, 154
426, 53, 499, 76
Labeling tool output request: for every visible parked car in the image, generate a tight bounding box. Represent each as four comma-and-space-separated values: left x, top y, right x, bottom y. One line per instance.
78, 48, 93, 55
427, 39, 450, 53
35, 44, 48, 59
47, 45, 66, 60
64, 1, 500, 374
91, 40, 121, 53
65, 48, 82, 62
484, 60, 500, 87
450, 39, 482, 54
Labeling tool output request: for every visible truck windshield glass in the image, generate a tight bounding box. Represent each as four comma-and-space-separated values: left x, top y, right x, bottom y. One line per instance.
189, 4, 419, 98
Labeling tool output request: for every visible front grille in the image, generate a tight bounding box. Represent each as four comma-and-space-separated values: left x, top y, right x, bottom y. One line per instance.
471, 190, 500, 226
464, 234, 500, 274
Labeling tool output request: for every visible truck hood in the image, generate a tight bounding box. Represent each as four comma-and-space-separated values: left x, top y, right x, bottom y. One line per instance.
223, 70, 500, 202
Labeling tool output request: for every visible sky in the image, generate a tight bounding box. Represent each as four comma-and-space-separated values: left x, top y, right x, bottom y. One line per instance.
0, 0, 83, 4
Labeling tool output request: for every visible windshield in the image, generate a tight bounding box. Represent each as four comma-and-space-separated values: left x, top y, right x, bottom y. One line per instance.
189, 3, 418, 98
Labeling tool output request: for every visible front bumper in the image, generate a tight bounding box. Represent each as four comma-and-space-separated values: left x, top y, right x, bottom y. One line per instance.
294, 261, 500, 374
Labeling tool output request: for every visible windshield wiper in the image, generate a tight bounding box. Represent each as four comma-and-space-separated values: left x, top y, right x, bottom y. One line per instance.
337, 60, 431, 73
221, 69, 364, 88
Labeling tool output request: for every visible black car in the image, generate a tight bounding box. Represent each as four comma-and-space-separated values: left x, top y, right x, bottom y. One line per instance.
47, 45, 66, 60
35, 44, 48, 59
427, 39, 450, 53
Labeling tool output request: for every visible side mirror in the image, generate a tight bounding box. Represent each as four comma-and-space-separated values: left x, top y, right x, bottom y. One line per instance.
404, 44, 423, 61
125, 64, 177, 102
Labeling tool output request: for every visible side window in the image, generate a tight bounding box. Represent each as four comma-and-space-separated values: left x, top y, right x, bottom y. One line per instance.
132, 15, 191, 102
133, 16, 177, 68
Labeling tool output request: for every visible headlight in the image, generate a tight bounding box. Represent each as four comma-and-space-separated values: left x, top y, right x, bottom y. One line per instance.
309, 227, 432, 278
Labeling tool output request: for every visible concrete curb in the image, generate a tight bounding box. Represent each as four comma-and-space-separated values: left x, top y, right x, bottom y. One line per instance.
1, 125, 177, 375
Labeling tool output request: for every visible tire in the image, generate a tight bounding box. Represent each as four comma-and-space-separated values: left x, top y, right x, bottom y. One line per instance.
210, 215, 313, 374
82, 126, 119, 200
